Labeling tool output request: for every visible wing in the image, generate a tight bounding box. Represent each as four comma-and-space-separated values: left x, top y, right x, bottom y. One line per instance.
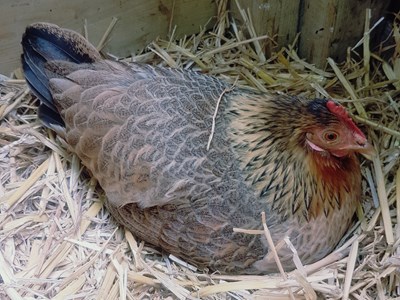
49, 61, 235, 208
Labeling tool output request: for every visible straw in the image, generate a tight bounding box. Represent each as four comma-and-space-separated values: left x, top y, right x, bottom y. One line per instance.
1, 6, 398, 299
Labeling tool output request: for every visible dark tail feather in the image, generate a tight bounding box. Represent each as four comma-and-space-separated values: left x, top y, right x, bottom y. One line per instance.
21, 22, 101, 127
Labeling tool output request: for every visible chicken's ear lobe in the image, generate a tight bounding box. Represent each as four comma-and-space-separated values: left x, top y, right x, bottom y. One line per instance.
326, 100, 365, 138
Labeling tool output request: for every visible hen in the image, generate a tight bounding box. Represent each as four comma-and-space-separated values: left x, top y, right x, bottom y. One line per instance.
21, 23, 374, 274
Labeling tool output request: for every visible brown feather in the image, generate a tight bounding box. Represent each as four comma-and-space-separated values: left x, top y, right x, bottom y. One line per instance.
21, 23, 373, 274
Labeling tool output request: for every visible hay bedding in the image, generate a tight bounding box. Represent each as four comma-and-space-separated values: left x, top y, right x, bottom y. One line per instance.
0, 1, 399, 299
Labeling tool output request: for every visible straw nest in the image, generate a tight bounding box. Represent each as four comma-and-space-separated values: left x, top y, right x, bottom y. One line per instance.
0, 2, 399, 299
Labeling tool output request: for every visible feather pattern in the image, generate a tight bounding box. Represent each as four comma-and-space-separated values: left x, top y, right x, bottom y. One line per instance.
21, 23, 373, 274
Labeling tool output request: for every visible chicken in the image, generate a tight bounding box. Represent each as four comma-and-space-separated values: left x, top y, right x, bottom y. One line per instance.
21, 23, 374, 274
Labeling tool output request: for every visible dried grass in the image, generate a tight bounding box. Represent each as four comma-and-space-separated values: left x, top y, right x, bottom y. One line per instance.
1, 2, 399, 300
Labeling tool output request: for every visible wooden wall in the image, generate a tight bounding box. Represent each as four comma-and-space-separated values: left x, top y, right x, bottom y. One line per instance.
232, 0, 389, 67
0, 0, 217, 75
0, 0, 391, 74
231, 0, 300, 55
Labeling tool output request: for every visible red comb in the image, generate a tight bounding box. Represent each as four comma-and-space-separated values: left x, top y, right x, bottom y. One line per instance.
326, 100, 365, 138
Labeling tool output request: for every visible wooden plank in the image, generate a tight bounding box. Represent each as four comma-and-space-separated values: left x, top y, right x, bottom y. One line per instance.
299, 0, 388, 68
231, 0, 388, 68
298, 0, 337, 68
231, 0, 299, 54
0, 0, 216, 75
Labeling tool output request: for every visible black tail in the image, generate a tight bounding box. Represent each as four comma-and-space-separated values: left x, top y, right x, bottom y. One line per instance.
21, 22, 101, 127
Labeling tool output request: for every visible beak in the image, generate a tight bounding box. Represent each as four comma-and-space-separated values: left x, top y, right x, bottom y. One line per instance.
356, 140, 376, 160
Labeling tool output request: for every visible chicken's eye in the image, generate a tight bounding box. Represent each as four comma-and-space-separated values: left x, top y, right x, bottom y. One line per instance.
323, 131, 339, 143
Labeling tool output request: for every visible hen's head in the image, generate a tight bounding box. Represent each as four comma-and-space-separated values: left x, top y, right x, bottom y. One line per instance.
304, 99, 374, 159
